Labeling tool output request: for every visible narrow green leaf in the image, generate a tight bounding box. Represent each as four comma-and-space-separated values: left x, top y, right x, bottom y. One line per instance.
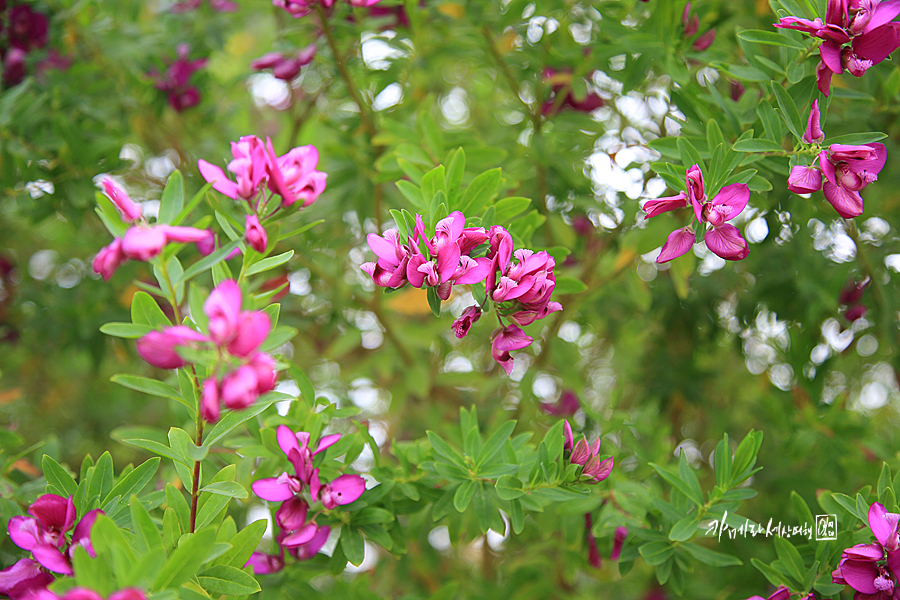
244, 251, 294, 277
773, 535, 806, 583
153, 528, 217, 590
111, 374, 183, 401
158, 171, 185, 225
879, 463, 893, 503
458, 168, 501, 214
178, 240, 241, 284
200, 482, 248, 499
495, 475, 524, 500
341, 526, 366, 566
130, 495, 162, 553
733, 139, 785, 153
426, 286, 442, 317
198, 565, 260, 596
826, 132, 888, 145
454, 480, 476, 512
131, 291, 171, 329
476, 421, 516, 469
100, 323, 155, 339
105, 458, 160, 505
737, 29, 808, 50
772, 82, 804, 139
212, 519, 267, 568
668, 516, 700, 542
42, 455, 78, 497
683, 542, 743, 567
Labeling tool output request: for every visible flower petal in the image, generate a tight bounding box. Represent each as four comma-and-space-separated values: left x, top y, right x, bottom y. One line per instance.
705, 223, 749, 261
251, 477, 295, 502
657, 227, 695, 263
823, 182, 864, 218
198, 160, 239, 199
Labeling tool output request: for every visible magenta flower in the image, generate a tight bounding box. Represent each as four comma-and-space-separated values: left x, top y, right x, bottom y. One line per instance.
0, 559, 54, 599
198, 135, 269, 203
136, 326, 209, 370
564, 425, 614, 484
92, 223, 211, 281
832, 502, 900, 598
803, 99, 825, 144
490, 324, 533, 375
818, 142, 887, 217
267, 143, 328, 208
6, 495, 101, 577
692, 29, 716, 50
251, 425, 364, 561
19, 588, 146, 600
251, 45, 316, 81
150, 44, 207, 111
646, 165, 749, 263
451, 305, 482, 338
200, 377, 220, 423
273, 0, 380, 17
245, 214, 268, 253
776, 0, 900, 95
541, 68, 604, 115
744, 585, 791, 600
611, 526, 628, 560
787, 165, 824, 194
8, 5, 48, 51
246, 549, 285, 575
100, 178, 142, 222
203, 280, 271, 357
541, 390, 581, 416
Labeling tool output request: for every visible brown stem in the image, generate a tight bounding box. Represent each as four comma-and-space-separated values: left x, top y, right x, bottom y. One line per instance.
316, 3, 376, 139
189, 394, 205, 533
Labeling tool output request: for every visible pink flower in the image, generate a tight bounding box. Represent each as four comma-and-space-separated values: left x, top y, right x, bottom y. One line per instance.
101, 178, 142, 222
150, 44, 207, 111
490, 324, 533, 375
0, 559, 54, 600
642, 192, 688, 219
92, 239, 127, 281
267, 143, 327, 208
818, 142, 887, 217
7, 495, 102, 577
316, 474, 366, 509
657, 227, 696, 264
693, 29, 716, 50
203, 280, 271, 356
701, 183, 750, 261
541, 390, 580, 416
451, 305, 481, 338
803, 99, 824, 143
198, 135, 269, 202
245, 215, 268, 253
611, 527, 628, 560
787, 165, 824, 194
200, 378, 220, 423
221, 365, 260, 409
136, 326, 209, 369
246, 551, 284, 575
251, 45, 316, 80
744, 586, 791, 600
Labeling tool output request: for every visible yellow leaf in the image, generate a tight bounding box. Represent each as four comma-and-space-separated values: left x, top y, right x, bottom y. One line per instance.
386, 287, 433, 315
437, 2, 464, 18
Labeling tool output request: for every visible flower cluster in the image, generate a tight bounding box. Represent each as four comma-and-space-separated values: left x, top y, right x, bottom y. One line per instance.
137, 280, 277, 423
682, 3, 716, 51
2, 3, 50, 87
0, 495, 101, 598
832, 502, 900, 598
273, 0, 382, 18
251, 45, 316, 81
149, 44, 207, 112
775, 0, 900, 95
787, 100, 886, 219
643, 165, 750, 263
91, 178, 212, 280
361, 213, 562, 374
248, 425, 366, 573
563, 420, 615, 484
840, 276, 870, 321
198, 135, 326, 252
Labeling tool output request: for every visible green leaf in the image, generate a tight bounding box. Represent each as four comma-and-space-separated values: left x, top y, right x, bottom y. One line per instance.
43, 455, 78, 497
158, 171, 185, 225
153, 527, 217, 590
553, 276, 588, 295
879, 463, 893, 503
90, 514, 136, 563
454, 480, 476, 512
668, 516, 700, 542
826, 132, 888, 145
131, 291, 171, 329
341, 526, 366, 566
212, 519, 267, 568
495, 475, 524, 500
639, 542, 675, 566
713, 436, 731, 489
99, 323, 155, 339
198, 565, 260, 596
458, 168, 502, 214
682, 543, 743, 567
130, 495, 163, 553
733, 139, 785, 153
650, 463, 702, 506
111, 374, 183, 402
476, 421, 516, 469
178, 240, 241, 284
421, 166, 446, 213
245, 251, 294, 277
771, 82, 803, 140
396, 180, 425, 210
202, 400, 279, 450
677, 137, 704, 173
752, 558, 790, 587
105, 457, 160, 506
446, 147, 466, 202
427, 431, 466, 467
737, 29, 808, 49
492, 197, 531, 223
200, 482, 248, 499
426, 286, 442, 317
773, 535, 806, 583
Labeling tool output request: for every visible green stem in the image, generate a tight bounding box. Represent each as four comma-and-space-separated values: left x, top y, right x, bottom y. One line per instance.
189, 416, 204, 534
